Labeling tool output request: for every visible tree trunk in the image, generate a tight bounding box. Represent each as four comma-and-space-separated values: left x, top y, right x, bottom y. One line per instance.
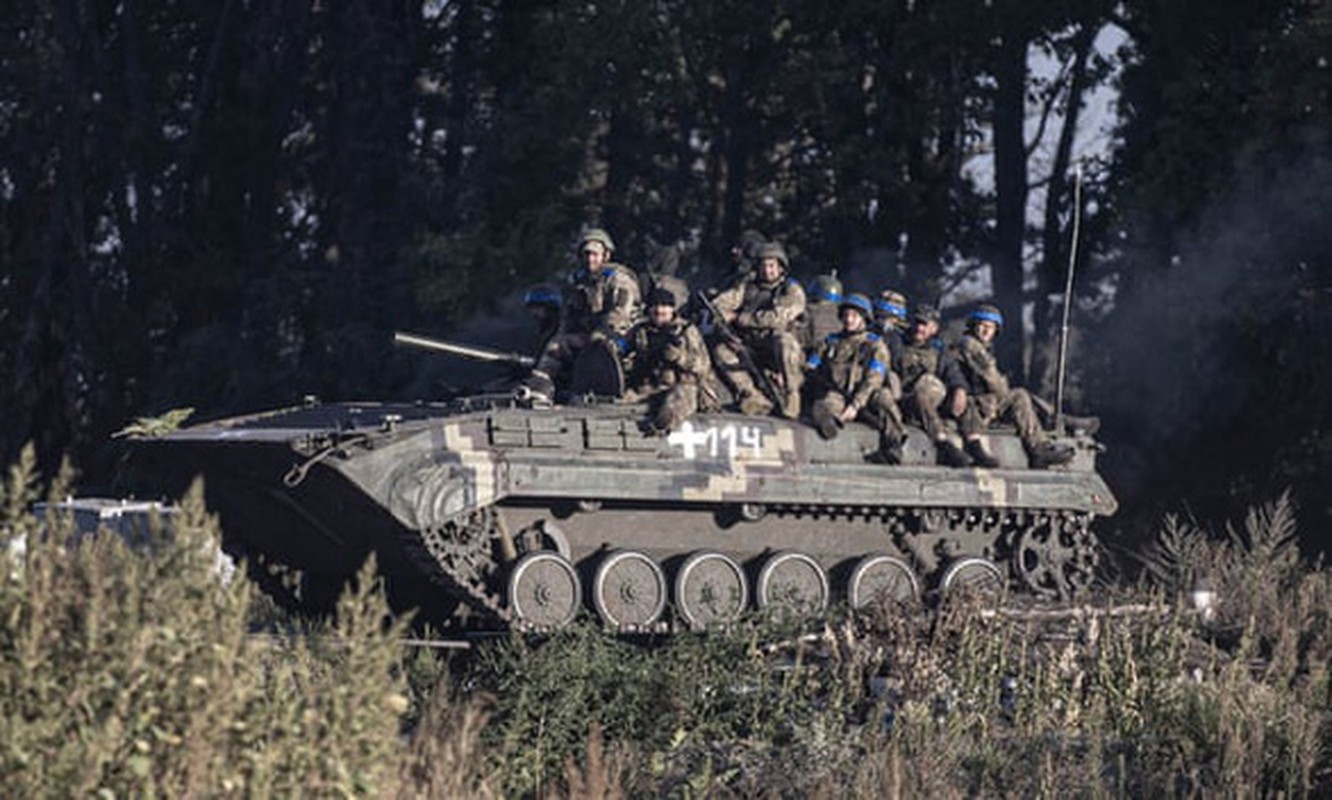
990, 20, 1029, 376
440, 0, 475, 224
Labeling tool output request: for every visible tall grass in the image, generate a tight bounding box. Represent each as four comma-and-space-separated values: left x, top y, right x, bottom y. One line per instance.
469, 494, 1332, 797
2, 445, 1329, 797
0, 445, 493, 798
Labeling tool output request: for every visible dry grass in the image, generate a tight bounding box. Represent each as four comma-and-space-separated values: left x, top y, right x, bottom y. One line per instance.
0, 445, 493, 797
3, 445, 1329, 797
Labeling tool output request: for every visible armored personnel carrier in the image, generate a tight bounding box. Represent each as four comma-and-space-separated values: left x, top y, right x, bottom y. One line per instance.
135, 394, 1113, 630
135, 395, 1115, 631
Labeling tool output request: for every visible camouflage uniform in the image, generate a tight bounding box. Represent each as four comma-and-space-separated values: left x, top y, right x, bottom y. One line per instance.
948, 331, 1051, 453
622, 317, 721, 433
807, 329, 904, 441
710, 248, 807, 418
531, 234, 641, 392
897, 334, 948, 439
874, 290, 909, 400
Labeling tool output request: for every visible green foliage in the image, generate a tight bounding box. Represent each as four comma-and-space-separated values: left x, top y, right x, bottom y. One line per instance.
4, 0, 1329, 547
0, 453, 454, 797
2, 441, 1331, 797
458, 495, 1332, 797
465, 619, 854, 797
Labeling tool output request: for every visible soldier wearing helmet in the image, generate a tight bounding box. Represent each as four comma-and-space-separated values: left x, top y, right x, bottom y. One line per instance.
709, 241, 808, 418
896, 304, 968, 466
873, 289, 910, 401
522, 283, 563, 358
874, 289, 910, 334
803, 272, 844, 352
804, 293, 905, 459
525, 227, 642, 398
945, 303, 1074, 468
620, 287, 721, 434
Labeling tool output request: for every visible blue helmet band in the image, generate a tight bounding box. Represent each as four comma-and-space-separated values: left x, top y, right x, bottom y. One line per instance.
970, 310, 1004, 325
874, 300, 907, 318
524, 289, 562, 306
815, 288, 842, 303
839, 294, 874, 319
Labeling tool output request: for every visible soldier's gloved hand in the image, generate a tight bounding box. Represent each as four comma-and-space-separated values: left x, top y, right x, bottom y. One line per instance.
734, 311, 756, 329
838, 403, 859, 423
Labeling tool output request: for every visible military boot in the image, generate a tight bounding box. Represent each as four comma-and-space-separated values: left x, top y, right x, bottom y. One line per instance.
877, 431, 903, 465
1028, 441, 1075, 469
935, 439, 972, 468
964, 438, 1000, 468
811, 405, 840, 440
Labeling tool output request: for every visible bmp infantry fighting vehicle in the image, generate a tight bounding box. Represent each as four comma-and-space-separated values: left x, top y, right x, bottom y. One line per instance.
135, 390, 1117, 632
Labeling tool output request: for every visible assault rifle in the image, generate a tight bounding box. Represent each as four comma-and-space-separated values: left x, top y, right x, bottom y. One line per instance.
393, 331, 536, 369
693, 292, 783, 410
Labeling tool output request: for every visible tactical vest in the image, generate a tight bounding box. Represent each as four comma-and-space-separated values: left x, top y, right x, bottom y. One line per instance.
565, 263, 637, 334
897, 339, 942, 389
740, 278, 799, 332
631, 320, 689, 387
816, 331, 885, 394
952, 334, 1010, 396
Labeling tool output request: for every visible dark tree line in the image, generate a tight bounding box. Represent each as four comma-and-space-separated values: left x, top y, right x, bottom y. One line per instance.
2, 0, 1329, 542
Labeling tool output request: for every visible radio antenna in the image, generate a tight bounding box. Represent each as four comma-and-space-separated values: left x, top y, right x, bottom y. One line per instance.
1053, 164, 1082, 436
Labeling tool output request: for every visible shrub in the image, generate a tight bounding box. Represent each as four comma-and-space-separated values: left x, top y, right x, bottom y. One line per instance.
0, 445, 475, 797
3, 443, 1329, 798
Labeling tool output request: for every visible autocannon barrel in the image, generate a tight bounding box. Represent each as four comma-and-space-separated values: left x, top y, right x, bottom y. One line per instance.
393, 331, 536, 368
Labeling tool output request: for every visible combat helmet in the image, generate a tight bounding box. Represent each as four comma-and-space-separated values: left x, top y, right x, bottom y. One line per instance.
874, 290, 909, 326
838, 293, 874, 323
809, 273, 844, 304
579, 228, 616, 254
910, 304, 940, 324
522, 283, 562, 309
755, 242, 789, 270
968, 303, 1005, 332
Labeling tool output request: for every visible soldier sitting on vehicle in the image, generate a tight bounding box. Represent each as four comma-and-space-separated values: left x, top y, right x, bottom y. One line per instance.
805, 293, 905, 461
874, 289, 909, 398
803, 272, 844, 352
524, 228, 641, 399
621, 288, 722, 435
897, 305, 970, 467
476, 283, 565, 393
945, 304, 1074, 469
874, 289, 910, 338
522, 283, 563, 359
708, 242, 807, 418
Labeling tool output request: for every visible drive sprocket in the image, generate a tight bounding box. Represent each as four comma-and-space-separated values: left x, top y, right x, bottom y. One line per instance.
1012, 512, 1099, 598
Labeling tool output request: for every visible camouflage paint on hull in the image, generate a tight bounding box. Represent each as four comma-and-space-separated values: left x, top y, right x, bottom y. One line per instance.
137, 398, 1117, 627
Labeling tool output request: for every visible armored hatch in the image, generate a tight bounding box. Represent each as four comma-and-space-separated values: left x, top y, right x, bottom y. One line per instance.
135, 395, 1117, 631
